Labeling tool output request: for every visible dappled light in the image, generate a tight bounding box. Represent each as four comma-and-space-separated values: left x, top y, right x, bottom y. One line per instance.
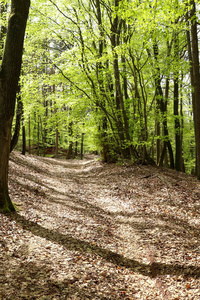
1, 0, 200, 299
0, 151, 199, 299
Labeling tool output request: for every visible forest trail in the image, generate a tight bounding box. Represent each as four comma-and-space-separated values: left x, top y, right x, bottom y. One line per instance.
0, 151, 200, 299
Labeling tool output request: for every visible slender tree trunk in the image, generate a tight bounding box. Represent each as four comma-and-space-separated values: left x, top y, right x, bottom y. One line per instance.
80, 133, 84, 160
10, 93, 23, 152
111, 1, 136, 159
22, 124, 26, 156
21, 96, 26, 155
28, 115, 31, 154
55, 128, 59, 158
0, 0, 30, 212
152, 41, 174, 168
66, 120, 73, 159
96, 0, 111, 162
155, 119, 161, 164
74, 140, 78, 158
174, 80, 181, 171
180, 72, 185, 172
173, 30, 182, 171
37, 116, 40, 156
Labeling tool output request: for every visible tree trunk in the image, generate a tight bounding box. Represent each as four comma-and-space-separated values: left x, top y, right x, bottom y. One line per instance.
28, 115, 31, 154
74, 140, 78, 158
21, 98, 26, 156
80, 133, 84, 160
174, 30, 182, 171
55, 127, 59, 158
111, 2, 135, 159
152, 41, 174, 169
0, 118, 15, 212
174, 76, 181, 171
66, 142, 73, 159
66, 120, 73, 159
37, 117, 40, 156
156, 119, 161, 164
22, 124, 26, 156
180, 72, 185, 172
96, 0, 111, 162
10, 93, 23, 152
0, 0, 30, 212
190, 0, 200, 179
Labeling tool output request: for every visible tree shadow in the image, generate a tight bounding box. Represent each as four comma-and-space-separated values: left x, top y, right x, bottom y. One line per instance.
0, 253, 99, 300
8, 152, 200, 284
9, 163, 200, 247
110, 210, 200, 239
9, 212, 200, 279
10, 152, 100, 177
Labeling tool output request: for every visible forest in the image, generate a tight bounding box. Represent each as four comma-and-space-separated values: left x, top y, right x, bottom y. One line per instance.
0, 0, 200, 299
4, 0, 200, 175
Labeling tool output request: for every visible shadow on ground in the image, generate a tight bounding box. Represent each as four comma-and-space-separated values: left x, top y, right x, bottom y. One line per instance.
8, 212, 200, 280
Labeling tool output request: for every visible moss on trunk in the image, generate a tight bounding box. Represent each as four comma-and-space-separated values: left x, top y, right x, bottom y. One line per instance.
0, 192, 16, 213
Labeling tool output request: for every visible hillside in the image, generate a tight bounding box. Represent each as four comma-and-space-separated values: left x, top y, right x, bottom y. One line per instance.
0, 151, 200, 299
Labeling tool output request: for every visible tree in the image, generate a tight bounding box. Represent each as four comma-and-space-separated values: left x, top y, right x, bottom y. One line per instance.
189, 0, 200, 179
10, 91, 23, 153
0, 0, 30, 212
15, 0, 197, 176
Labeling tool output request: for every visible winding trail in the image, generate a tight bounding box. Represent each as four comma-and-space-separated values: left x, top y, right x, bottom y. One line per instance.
0, 151, 199, 299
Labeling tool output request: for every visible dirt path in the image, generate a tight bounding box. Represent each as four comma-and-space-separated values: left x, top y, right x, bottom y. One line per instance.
0, 151, 200, 299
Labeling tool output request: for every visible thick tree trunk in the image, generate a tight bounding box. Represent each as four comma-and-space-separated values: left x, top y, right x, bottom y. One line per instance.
180, 73, 185, 172
0, 118, 15, 212
190, 1, 200, 179
186, 25, 196, 173
0, 0, 30, 212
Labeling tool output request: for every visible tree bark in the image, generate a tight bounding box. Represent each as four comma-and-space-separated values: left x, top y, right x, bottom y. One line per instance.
190, 0, 200, 179
96, 0, 111, 162
80, 133, 84, 160
66, 120, 73, 159
152, 41, 174, 169
22, 95, 26, 156
55, 128, 59, 158
0, 0, 30, 212
10, 94, 23, 153
173, 28, 182, 171
186, 20, 196, 173
111, 1, 137, 159
28, 115, 31, 154
22, 124, 26, 155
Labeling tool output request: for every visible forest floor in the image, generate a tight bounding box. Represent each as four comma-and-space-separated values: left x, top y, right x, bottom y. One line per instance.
0, 151, 200, 299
